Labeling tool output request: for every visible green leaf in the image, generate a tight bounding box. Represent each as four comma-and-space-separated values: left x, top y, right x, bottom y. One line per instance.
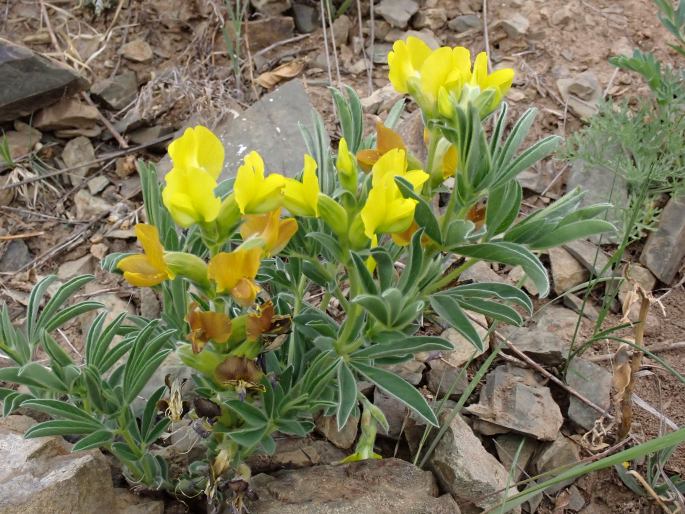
72, 429, 114, 451
302, 260, 333, 287
306, 232, 343, 261
25, 420, 100, 438
486, 180, 522, 238
142, 385, 168, 438
447, 282, 533, 313
336, 362, 357, 431
353, 335, 453, 360
429, 294, 484, 351
145, 418, 171, 445
44, 302, 104, 333
527, 220, 616, 250
225, 426, 268, 447
351, 362, 438, 427
351, 294, 389, 325
278, 419, 314, 437
21, 399, 102, 426
398, 229, 425, 293
40, 275, 95, 328
370, 247, 396, 291
351, 252, 379, 295
394, 176, 442, 243
456, 297, 523, 325
224, 400, 268, 425
453, 241, 549, 297
27, 275, 58, 339
18, 363, 67, 392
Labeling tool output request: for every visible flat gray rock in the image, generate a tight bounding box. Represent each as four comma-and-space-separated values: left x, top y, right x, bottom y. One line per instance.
0, 38, 88, 122
640, 195, 685, 284
566, 358, 612, 430
159, 79, 321, 181
465, 364, 563, 441
566, 154, 627, 243
249, 458, 461, 513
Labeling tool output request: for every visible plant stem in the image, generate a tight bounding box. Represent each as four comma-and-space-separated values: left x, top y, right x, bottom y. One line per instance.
425, 257, 476, 294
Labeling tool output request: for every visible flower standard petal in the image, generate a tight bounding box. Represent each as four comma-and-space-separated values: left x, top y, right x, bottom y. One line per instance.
117, 255, 167, 287
193, 126, 225, 179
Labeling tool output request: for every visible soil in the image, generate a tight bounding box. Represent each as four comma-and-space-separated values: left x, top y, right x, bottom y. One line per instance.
1, 0, 684, 513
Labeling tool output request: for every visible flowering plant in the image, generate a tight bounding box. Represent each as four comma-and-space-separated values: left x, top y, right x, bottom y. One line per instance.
0, 37, 614, 511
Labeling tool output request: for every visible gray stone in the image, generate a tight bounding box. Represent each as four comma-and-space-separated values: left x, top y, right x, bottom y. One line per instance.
246, 437, 345, 473
0, 38, 88, 122
62, 136, 97, 185
448, 14, 481, 32
33, 97, 99, 131
563, 293, 599, 321
74, 189, 112, 219
501, 12, 529, 37
557, 72, 602, 120
112, 489, 164, 514
161, 79, 320, 181
436, 316, 487, 367
563, 239, 613, 277
618, 264, 656, 304
91, 72, 138, 111
535, 434, 581, 493
534, 305, 582, 342
504, 325, 572, 366
494, 433, 538, 481
460, 260, 509, 284
1, 122, 42, 162
374, 388, 408, 439
0, 239, 33, 272
248, 458, 461, 513
566, 358, 611, 430
640, 195, 685, 284
128, 125, 174, 149
397, 109, 427, 162
139, 287, 161, 320
427, 412, 520, 512
315, 413, 358, 450
87, 175, 110, 195
412, 8, 447, 30
120, 39, 153, 63
292, 2, 319, 34
426, 360, 468, 399
567, 160, 627, 243
385, 29, 441, 49
57, 254, 93, 280
387, 359, 425, 385
550, 246, 589, 294
465, 364, 563, 441
332, 14, 352, 46
251, 0, 291, 16
509, 265, 539, 296
376, 0, 419, 28
370, 43, 393, 64
567, 485, 586, 511
360, 83, 402, 114
0, 415, 117, 514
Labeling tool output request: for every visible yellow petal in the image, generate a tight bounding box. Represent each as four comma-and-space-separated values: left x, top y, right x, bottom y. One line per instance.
419, 47, 455, 102
360, 186, 387, 239
231, 278, 260, 307
193, 126, 225, 180
472, 52, 489, 87
441, 145, 458, 179
371, 148, 407, 188
407, 36, 432, 70
162, 166, 221, 226
336, 138, 355, 176
234, 151, 264, 214
135, 224, 167, 274
208, 248, 262, 295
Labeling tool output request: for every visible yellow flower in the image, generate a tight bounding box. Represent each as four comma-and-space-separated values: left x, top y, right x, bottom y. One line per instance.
207, 248, 262, 307
234, 151, 286, 214
283, 154, 320, 217
187, 303, 232, 354
360, 148, 429, 241
240, 208, 298, 256
371, 148, 429, 192
162, 126, 225, 228
388, 36, 514, 118
117, 224, 175, 287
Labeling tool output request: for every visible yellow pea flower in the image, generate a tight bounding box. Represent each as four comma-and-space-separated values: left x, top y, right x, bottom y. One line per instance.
371, 148, 429, 193
361, 175, 419, 240
240, 208, 298, 256
162, 126, 224, 228
187, 303, 232, 354
207, 248, 262, 307
283, 154, 320, 217
356, 122, 406, 172
117, 224, 175, 287
388, 37, 514, 118
234, 151, 286, 215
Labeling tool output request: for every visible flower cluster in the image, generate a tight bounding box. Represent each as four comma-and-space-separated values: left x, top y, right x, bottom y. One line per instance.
388, 36, 514, 119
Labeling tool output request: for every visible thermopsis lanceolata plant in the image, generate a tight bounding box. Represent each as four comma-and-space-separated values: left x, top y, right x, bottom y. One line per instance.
1, 37, 616, 511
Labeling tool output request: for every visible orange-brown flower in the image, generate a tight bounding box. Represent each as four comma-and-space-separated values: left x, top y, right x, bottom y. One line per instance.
239, 208, 298, 256
187, 303, 233, 353
356, 122, 406, 172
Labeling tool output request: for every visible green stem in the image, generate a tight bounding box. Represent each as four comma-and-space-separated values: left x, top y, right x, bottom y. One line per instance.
425, 258, 476, 295
287, 275, 307, 367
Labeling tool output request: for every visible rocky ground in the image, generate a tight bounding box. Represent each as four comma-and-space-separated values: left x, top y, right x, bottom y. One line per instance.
1, 0, 685, 513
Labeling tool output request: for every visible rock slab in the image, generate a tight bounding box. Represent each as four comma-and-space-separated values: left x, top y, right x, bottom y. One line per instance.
640, 195, 685, 284
0, 38, 87, 122
248, 458, 461, 513
566, 358, 612, 430
465, 364, 563, 441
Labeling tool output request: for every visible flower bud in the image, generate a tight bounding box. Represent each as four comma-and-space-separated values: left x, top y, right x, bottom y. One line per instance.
318, 194, 349, 237
216, 193, 241, 236
164, 252, 210, 290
